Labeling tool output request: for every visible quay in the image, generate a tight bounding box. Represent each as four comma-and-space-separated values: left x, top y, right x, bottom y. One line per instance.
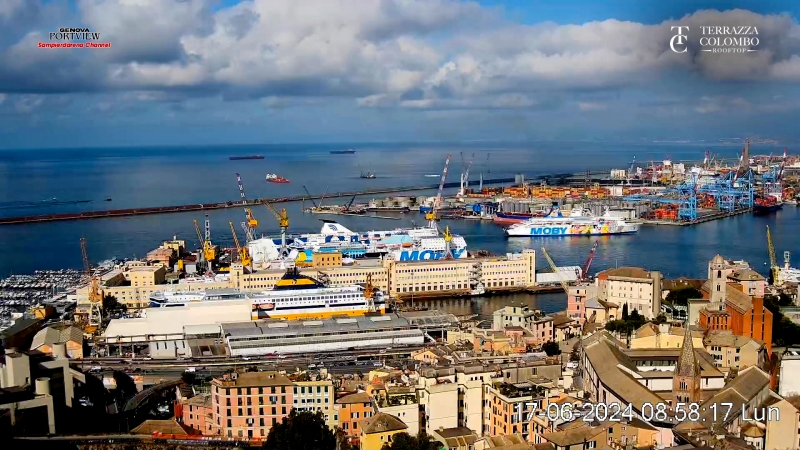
639, 207, 753, 226
0, 177, 518, 226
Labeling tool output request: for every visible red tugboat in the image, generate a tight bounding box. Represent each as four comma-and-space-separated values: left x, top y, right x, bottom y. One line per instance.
266, 174, 290, 183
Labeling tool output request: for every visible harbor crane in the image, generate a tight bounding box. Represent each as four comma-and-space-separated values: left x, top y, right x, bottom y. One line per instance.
458, 152, 475, 197
235, 173, 258, 242
264, 200, 290, 256
79, 237, 103, 334
443, 226, 454, 260
766, 226, 782, 286
426, 154, 451, 228
581, 241, 599, 280
229, 221, 252, 269
541, 247, 571, 295
364, 273, 377, 313
194, 215, 217, 267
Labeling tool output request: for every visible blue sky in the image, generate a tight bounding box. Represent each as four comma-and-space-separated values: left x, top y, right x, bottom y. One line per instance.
1, 0, 800, 149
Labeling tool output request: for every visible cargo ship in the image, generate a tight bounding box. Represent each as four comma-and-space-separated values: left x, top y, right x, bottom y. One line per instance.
331, 149, 356, 154
505, 207, 639, 237
230, 155, 265, 160
753, 196, 783, 215
266, 174, 290, 183
250, 268, 385, 320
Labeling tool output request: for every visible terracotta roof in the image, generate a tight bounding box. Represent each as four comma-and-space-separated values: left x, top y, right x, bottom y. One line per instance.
703, 330, 763, 349
213, 371, 293, 388
599, 267, 651, 279
131, 419, 197, 435
432, 426, 479, 448
724, 284, 754, 313
337, 392, 372, 405
542, 424, 606, 446
30, 324, 83, 350
728, 269, 765, 281
360, 412, 407, 434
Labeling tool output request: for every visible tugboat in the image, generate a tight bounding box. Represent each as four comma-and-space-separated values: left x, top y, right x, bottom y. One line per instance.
266, 174, 290, 183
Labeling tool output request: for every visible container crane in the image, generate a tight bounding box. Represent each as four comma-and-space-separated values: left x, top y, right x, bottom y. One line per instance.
766, 226, 782, 286
264, 201, 290, 256
581, 241, 599, 280
426, 154, 451, 228
541, 247, 571, 295
235, 173, 258, 242
229, 221, 252, 269
79, 238, 103, 334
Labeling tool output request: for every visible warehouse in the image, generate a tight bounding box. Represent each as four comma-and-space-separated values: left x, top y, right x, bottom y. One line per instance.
223, 314, 426, 357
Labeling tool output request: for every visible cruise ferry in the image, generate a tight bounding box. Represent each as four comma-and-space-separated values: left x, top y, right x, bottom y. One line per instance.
250, 268, 385, 320
505, 207, 640, 237
289, 221, 468, 260
149, 288, 246, 307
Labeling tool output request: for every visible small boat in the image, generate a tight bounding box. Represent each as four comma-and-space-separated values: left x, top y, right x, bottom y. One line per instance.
266, 174, 290, 183
230, 155, 265, 160
331, 149, 356, 154
104, 198, 112, 202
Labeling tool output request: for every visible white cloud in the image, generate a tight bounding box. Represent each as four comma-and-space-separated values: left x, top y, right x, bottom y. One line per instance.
0, 93, 6, 104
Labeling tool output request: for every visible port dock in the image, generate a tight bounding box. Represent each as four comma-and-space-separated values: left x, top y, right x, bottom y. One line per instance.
639, 207, 753, 226
0, 177, 517, 226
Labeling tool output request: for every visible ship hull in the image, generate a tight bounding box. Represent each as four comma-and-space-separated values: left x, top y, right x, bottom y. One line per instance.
267, 179, 290, 183
753, 203, 783, 215
252, 305, 386, 321
506, 224, 639, 237
230, 155, 264, 160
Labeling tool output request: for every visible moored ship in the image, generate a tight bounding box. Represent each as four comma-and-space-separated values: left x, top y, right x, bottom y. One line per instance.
250, 269, 385, 320
331, 149, 356, 154
266, 174, 290, 183
753, 196, 783, 215
505, 207, 639, 237
230, 155, 265, 160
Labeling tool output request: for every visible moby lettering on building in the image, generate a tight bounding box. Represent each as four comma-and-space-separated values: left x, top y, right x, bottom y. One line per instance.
397, 249, 466, 261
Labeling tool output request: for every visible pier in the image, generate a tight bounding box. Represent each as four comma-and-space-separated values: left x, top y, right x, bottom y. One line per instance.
0, 177, 518, 226
639, 207, 753, 226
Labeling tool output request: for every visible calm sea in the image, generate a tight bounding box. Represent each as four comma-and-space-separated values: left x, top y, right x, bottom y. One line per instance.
1, 142, 797, 319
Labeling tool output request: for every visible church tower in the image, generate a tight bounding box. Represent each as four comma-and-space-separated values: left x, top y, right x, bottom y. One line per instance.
673, 327, 701, 404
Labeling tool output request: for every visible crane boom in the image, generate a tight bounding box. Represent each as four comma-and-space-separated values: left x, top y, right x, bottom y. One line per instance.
302, 186, 318, 209
229, 221, 252, 268
425, 155, 451, 226
582, 241, 599, 280
541, 247, 571, 295
264, 200, 289, 256
79, 238, 103, 332
767, 226, 781, 286
235, 173, 258, 242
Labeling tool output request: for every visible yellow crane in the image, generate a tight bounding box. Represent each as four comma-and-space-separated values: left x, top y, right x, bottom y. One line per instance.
541, 247, 571, 295
79, 238, 103, 334
235, 173, 258, 242
364, 273, 377, 313
264, 201, 290, 256
443, 226, 454, 259
194, 216, 217, 264
229, 221, 252, 269
767, 225, 782, 286
426, 154, 451, 227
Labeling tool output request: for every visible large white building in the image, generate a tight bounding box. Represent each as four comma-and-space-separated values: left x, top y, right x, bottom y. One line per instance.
596, 267, 662, 319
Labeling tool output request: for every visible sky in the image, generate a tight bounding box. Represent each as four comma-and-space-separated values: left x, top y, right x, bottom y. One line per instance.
2, 0, 800, 149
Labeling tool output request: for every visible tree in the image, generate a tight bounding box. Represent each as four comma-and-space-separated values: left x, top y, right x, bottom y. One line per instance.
181, 371, 197, 385
630, 309, 640, 321
102, 294, 126, 315
665, 287, 703, 307
381, 432, 443, 450
621, 303, 629, 321
542, 341, 561, 357
263, 410, 335, 450
653, 314, 667, 324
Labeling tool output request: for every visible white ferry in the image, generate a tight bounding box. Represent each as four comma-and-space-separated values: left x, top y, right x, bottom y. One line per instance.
149, 288, 246, 307
505, 207, 640, 237
250, 268, 386, 320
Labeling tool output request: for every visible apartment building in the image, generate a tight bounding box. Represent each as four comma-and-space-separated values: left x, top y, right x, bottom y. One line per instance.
293, 380, 336, 429
703, 330, 764, 373
182, 394, 213, 434
492, 306, 554, 346
336, 392, 374, 440
210, 371, 294, 439
373, 386, 419, 435
359, 412, 408, 450
700, 280, 774, 354
596, 266, 662, 319
487, 382, 547, 442
566, 284, 598, 325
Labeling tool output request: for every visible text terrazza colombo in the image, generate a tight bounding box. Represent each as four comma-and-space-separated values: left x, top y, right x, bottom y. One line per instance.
700, 26, 760, 48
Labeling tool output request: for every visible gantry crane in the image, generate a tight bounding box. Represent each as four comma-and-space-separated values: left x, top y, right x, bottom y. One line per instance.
541, 247, 571, 295
264, 201, 290, 256
426, 154, 451, 228
235, 173, 258, 242
229, 221, 252, 269
79, 238, 103, 334
766, 226, 782, 286
194, 215, 217, 267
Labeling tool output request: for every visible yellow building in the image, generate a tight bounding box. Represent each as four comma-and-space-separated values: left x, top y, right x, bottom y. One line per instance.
629, 323, 704, 349
703, 329, 764, 373
359, 412, 408, 450
606, 418, 659, 448
293, 380, 337, 430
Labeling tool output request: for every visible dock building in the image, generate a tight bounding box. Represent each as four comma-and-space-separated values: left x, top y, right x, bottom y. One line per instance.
77, 250, 538, 311
222, 315, 426, 357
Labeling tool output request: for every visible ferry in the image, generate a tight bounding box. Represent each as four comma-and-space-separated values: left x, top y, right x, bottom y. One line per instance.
149, 288, 246, 307
505, 207, 640, 237
250, 268, 385, 320
292, 220, 468, 260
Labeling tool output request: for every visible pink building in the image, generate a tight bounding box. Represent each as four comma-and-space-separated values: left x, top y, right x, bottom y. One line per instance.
567, 285, 598, 325
727, 269, 766, 298
210, 371, 295, 439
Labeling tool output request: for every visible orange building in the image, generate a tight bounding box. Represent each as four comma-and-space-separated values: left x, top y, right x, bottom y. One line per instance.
699, 308, 730, 331
210, 371, 295, 439
336, 392, 375, 440
700, 280, 773, 354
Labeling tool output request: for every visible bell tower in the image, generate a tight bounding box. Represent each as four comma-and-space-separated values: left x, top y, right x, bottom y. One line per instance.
673, 327, 701, 404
